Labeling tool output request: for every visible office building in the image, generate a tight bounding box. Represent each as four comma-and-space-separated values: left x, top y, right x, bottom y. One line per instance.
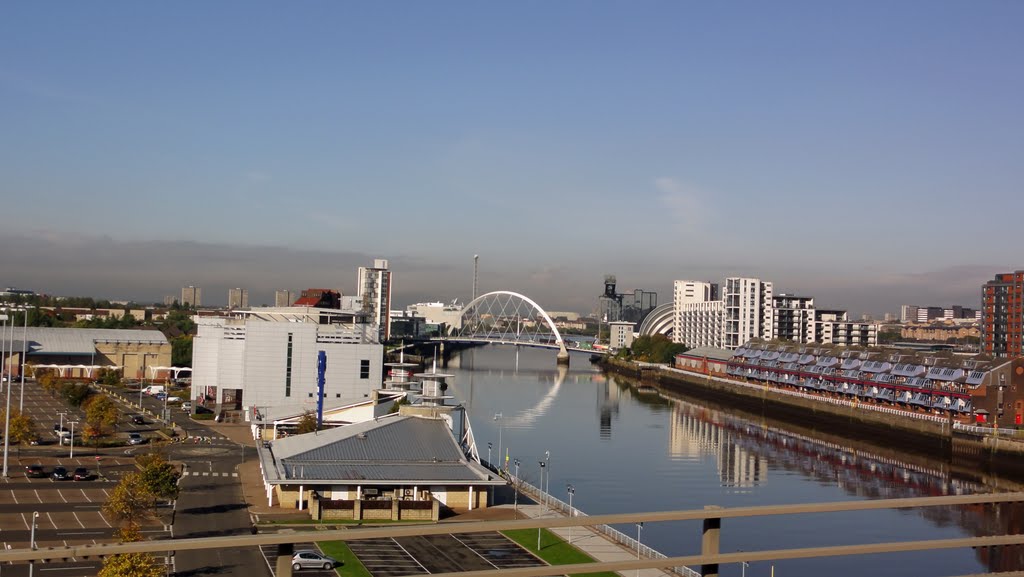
191, 306, 382, 419
982, 270, 1024, 358
608, 321, 635, 350
274, 290, 294, 308
357, 259, 393, 342
902, 304, 979, 323
181, 285, 202, 308
228, 288, 249, 309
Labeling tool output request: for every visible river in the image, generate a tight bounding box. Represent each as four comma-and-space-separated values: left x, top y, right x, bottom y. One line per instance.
443, 345, 1024, 577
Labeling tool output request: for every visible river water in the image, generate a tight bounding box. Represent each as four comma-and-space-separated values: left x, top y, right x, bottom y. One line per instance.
444, 345, 1022, 577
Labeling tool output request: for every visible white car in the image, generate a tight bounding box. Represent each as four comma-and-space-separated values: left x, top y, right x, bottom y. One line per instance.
166, 396, 183, 403
180, 402, 192, 412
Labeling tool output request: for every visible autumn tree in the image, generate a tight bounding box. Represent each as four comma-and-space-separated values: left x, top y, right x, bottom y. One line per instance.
97, 523, 164, 577
135, 453, 180, 502
83, 395, 120, 439
295, 411, 318, 434
0, 409, 37, 455
103, 472, 157, 528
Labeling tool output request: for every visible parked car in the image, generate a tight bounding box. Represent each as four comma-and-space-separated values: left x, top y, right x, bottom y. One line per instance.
25, 464, 46, 478
131, 415, 146, 425
73, 467, 92, 481
127, 433, 145, 445
180, 402, 192, 412
154, 393, 167, 401
291, 550, 339, 571
166, 396, 182, 403
51, 466, 70, 481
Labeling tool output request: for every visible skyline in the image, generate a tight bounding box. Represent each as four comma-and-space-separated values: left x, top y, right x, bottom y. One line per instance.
2, 2, 1022, 316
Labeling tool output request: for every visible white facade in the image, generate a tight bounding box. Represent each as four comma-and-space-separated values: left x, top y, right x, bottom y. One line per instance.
406, 302, 464, 331
192, 307, 383, 418
724, 277, 773, 349
672, 281, 725, 349
357, 259, 392, 342
608, 321, 635, 350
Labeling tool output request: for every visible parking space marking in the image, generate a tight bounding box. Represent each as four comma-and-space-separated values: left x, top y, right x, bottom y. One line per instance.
79, 489, 90, 502
45, 512, 58, 530
57, 489, 68, 503
97, 512, 112, 528
34, 489, 43, 503
71, 512, 85, 530
19, 513, 30, 531
10, 490, 17, 505
450, 534, 499, 569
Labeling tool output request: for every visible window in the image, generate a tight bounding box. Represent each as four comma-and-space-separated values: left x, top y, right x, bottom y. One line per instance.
285, 333, 293, 397
360, 359, 370, 379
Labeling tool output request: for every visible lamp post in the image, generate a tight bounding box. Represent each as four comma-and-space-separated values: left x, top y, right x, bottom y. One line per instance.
537, 460, 546, 551
636, 522, 644, 577
2, 312, 12, 478
68, 420, 78, 459
513, 458, 520, 512
487, 442, 492, 468
29, 511, 39, 577
741, 559, 749, 577
493, 413, 503, 470
566, 484, 575, 544
58, 412, 67, 433
19, 308, 26, 412
544, 450, 551, 501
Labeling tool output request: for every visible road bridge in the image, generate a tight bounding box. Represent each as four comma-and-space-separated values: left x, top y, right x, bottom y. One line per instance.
439, 291, 607, 364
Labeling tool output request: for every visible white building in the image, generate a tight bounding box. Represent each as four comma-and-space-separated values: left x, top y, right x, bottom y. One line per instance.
771, 294, 816, 343
274, 290, 294, 308
608, 321, 635, 350
673, 280, 724, 349
723, 277, 773, 349
406, 302, 464, 331
357, 259, 392, 342
191, 307, 383, 420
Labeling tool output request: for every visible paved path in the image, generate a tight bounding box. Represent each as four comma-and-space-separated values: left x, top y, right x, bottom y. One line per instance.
507, 504, 679, 577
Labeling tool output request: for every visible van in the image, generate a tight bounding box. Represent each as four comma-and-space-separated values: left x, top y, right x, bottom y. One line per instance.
142, 385, 165, 396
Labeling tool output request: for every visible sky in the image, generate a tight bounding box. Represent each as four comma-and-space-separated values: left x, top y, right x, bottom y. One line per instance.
1, 2, 1022, 316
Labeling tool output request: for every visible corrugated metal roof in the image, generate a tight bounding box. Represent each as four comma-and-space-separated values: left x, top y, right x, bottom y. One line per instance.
679, 346, 735, 362
21, 327, 168, 356
276, 415, 463, 463
284, 462, 487, 483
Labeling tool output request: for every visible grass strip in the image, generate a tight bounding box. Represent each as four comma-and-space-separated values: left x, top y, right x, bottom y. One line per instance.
502, 528, 619, 577
316, 541, 372, 577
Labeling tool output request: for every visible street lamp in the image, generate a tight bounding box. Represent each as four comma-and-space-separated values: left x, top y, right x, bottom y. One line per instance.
487, 442, 492, 468
58, 412, 67, 433
19, 308, 27, 412
493, 413, 503, 470
741, 559, 750, 577
29, 511, 39, 577
636, 522, 644, 577
537, 460, 546, 551
544, 450, 551, 502
68, 420, 78, 459
1, 312, 10, 478
566, 484, 575, 544
513, 458, 520, 512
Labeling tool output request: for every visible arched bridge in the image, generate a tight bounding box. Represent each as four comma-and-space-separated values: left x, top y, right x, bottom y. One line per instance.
438, 291, 605, 363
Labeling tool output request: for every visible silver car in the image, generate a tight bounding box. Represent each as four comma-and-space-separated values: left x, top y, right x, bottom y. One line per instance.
290, 550, 338, 571
127, 433, 145, 445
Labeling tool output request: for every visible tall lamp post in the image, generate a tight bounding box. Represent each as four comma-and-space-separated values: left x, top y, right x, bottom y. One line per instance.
29, 511, 39, 577
493, 413, 503, 470
487, 442, 492, 469
513, 458, 520, 513
566, 484, 575, 544
19, 308, 27, 412
2, 312, 12, 478
636, 522, 644, 577
544, 450, 551, 501
537, 460, 546, 551
68, 420, 78, 459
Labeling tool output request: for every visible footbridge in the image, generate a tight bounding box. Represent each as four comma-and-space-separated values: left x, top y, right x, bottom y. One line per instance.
438, 291, 605, 364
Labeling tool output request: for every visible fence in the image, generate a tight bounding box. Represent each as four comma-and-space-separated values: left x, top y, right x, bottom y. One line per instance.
511, 475, 701, 577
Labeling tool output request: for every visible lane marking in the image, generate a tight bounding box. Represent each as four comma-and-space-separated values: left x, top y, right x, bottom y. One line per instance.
45, 512, 58, 530
97, 512, 112, 528
71, 512, 85, 530
57, 490, 68, 503
10, 490, 17, 505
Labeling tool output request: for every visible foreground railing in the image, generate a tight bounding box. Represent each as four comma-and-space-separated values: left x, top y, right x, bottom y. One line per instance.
3, 493, 1024, 577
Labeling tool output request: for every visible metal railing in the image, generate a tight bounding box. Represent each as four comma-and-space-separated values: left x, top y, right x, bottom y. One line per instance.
512, 475, 701, 577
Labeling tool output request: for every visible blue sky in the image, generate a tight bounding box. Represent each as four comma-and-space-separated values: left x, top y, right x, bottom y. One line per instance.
1, 2, 1021, 314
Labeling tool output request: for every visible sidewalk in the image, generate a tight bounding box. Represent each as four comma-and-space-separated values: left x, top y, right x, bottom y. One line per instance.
507, 503, 679, 577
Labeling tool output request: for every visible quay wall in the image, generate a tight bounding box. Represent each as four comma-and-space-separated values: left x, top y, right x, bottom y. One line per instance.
602, 359, 1024, 482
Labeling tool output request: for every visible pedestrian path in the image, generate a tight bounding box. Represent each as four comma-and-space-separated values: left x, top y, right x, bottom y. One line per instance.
508, 504, 683, 577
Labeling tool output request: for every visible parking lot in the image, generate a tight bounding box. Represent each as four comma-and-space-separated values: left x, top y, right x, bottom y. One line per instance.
346, 532, 546, 577
260, 542, 337, 577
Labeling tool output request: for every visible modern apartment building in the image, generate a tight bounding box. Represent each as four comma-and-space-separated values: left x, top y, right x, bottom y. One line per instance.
357, 259, 393, 342
181, 285, 202, 308
228, 287, 249, 309
673, 281, 724, 349
608, 321, 636, 350
771, 295, 815, 343
724, 278, 773, 349
982, 270, 1024, 358
902, 304, 979, 323
274, 290, 294, 308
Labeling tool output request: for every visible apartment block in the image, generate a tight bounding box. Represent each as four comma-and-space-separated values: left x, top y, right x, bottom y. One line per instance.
274, 290, 294, 308
983, 270, 1024, 358
181, 285, 202, 307
228, 287, 249, 309
771, 295, 815, 343
357, 259, 393, 342
724, 278, 773, 349
673, 280, 724, 349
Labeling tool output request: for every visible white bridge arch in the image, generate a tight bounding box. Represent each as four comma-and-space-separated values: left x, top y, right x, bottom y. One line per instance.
448, 291, 571, 361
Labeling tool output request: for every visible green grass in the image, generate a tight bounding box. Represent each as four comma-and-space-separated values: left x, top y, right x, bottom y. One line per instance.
316, 541, 371, 577
502, 528, 619, 577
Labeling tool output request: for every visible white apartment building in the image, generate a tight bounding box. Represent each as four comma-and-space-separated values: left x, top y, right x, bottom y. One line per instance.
191, 307, 383, 420
771, 295, 815, 343
357, 259, 392, 342
673, 281, 724, 349
724, 278, 773, 349
608, 321, 635, 350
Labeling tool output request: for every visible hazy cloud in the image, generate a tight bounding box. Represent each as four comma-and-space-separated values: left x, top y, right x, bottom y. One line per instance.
655, 177, 708, 231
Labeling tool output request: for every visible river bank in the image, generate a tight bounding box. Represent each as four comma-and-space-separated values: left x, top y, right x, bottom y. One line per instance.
600, 357, 1024, 483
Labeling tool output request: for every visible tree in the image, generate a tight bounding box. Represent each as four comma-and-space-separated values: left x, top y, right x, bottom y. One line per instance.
103, 472, 157, 527
84, 395, 119, 438
628, 335, 688, 364
136, 453, 180, 502
61, 383, 93, 407
97, 524, 164, 577
171, 336, 192, 367
295, 411, 318, 434
0, 409, 37, 455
